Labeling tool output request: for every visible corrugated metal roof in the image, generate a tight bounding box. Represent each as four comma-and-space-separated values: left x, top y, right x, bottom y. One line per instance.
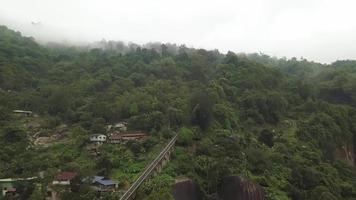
92, 176, 118, 186
96, 179, 118, 186
92, 176, 104, 183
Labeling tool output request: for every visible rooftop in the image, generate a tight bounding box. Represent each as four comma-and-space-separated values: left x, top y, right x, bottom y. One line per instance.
97, 179, 118, 186
56, 172, 77, 181
122, 132, 148, 137
92, 176, 118, 186
109, 134, 122, 140
6, 188, 16, 192
92, 176, 104, 183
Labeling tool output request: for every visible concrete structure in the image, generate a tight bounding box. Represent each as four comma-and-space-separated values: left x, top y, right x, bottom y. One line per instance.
90, 134, 107, 143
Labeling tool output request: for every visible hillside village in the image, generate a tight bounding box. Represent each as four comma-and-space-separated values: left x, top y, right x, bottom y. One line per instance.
1, 24, 356, 200
0, 110, 154, 199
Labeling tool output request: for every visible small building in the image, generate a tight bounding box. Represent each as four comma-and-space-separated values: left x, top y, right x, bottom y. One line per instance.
13, 110, 32, 117
108, 133, 122, 144
1, 179, 15, 197
0, 177, 37, 197
121, 132, 148, 141
52, 172, 78, 185
4, 188, 17, 197
92, 176, 118, 192
47, 172, 78, 200
90, 134, 107, 143
108, 132, 148, 143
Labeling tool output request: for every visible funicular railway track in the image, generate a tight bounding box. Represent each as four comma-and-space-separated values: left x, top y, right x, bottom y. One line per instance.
119, 133, 178, 200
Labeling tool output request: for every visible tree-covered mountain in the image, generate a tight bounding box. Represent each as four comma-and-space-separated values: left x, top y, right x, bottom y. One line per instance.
0, 25, 355, 200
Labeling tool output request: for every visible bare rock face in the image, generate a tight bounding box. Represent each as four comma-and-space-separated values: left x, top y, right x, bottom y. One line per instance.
218, 176, 265, 200
172, 179, 203, 200
334, 143, 355, 166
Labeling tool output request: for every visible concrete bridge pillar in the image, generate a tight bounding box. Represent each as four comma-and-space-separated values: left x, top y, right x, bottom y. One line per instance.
157, 164, 162, 173
165, 152, 170, 161
161, 158, 166, 167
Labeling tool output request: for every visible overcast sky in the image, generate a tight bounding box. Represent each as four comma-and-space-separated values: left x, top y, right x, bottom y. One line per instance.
0, 0, 355, 63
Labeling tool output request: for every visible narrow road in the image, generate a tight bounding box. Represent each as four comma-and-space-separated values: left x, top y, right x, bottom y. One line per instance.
119, 133, 178, 200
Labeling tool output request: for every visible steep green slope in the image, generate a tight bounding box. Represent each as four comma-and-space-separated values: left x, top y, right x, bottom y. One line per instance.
0, 26, 52, 90
0, 25, 355, 200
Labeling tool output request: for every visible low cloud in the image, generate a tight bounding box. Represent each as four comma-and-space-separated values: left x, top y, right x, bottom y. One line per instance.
0, 0, 355, 63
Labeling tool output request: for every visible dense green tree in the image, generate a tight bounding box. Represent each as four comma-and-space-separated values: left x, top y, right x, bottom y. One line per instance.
0, 25, 356, 199
191, 90, 215, 130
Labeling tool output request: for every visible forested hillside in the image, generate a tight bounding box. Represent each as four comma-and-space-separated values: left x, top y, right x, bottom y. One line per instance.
0, 25, 355, 200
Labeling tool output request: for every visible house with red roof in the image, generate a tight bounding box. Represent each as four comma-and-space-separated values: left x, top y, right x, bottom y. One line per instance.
46, 172, 78, 200
108, 133, 122, 144
4, 188, 17, 197
121, 131, 148, 141
52, 171, 78, 185
108, 131, 148, 143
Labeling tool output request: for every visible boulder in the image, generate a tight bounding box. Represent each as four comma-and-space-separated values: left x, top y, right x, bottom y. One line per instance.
218, 176, 265, 200
172, 179, 203, 200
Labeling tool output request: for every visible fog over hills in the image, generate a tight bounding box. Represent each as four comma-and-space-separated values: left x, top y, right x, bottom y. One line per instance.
1, 0, 356, 63
0, 20, 356, 200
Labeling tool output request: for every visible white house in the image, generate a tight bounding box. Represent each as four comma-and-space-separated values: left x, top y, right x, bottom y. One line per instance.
90, 134, 107, 143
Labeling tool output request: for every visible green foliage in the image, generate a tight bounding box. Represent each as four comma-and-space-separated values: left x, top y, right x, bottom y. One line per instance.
258, 129, 274, 147
0, 25, 356, 199
245, 147, 272, 174
177, 127, 195, 146
29, 185, 46, 200
239, 91, 287, 124
0, 105, 10, 122
90, 117, 106, 134
191, 90, 215, 130
139, 174, 174, 200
